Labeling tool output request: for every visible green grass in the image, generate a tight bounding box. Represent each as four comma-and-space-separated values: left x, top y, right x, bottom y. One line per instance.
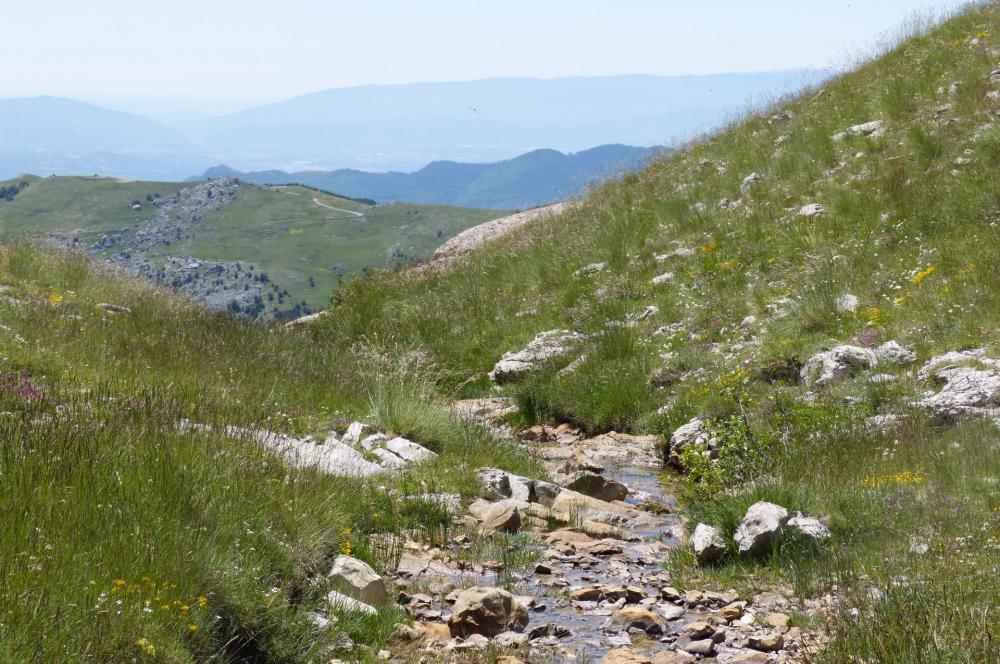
0, 244, 539, 662
4, 4, 1000, 662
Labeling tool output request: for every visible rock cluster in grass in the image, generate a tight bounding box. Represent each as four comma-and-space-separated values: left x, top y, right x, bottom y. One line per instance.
181, 419, 437, 478
693, 501, 831, 564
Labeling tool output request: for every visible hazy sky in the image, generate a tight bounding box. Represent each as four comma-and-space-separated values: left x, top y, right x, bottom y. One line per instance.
3, 0, 970, 112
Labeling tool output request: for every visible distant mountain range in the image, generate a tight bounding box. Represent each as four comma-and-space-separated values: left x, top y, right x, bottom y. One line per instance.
200, 144, 665, 209
0, 71, 828, 181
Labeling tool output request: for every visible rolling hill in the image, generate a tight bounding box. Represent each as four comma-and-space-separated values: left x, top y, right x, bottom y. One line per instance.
201, 144, 664, 209
0, 175, 503, 318
3, 5, 1000, 664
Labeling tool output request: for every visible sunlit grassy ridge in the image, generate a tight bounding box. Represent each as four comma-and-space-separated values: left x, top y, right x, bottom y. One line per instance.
3, 4, 1000, 663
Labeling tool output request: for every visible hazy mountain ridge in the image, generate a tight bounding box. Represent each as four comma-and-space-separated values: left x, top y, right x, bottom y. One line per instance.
202, 144, 666, 209
0, 71, 826, 180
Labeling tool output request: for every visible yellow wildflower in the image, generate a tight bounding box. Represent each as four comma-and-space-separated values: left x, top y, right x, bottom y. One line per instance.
911, 266, 936, 285
47, 294, 63, 304
698, 240, 719, 254
187, 624, 199, 633
862, 471, 926, 487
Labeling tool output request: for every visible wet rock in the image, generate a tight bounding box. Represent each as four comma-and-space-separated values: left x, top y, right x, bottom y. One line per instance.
724, 653, 770, 664
717, 601, 746, 621
447, 587, 529, 637
676, 636, 715, 656
327, 555, 387, 606
692, 523, 727, 564
682, 620, 716, 639
734, 501, 789, 555
490, 329, 584, 382
605, 607, 667, 635
563, 471, 629, 502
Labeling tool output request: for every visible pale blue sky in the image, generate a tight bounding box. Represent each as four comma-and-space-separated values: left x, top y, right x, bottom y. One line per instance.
3, 0, 970, 112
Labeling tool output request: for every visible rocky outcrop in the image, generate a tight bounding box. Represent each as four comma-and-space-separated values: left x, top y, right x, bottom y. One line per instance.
490, 329, 584, 381
423, 203, 571, 271
831, 119, 886, 141
800, 341, 915, 386
914, 349, 1000, 421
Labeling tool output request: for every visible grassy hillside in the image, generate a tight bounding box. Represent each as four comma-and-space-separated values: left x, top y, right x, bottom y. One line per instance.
3, 4, 1000, 663
0, 177, 503, 314
313, 4, 1000, 661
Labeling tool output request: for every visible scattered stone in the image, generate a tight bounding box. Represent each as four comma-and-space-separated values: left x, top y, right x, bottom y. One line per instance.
599, 648, 653, 664
341, 421, 370, 445
447, 587, 529, 638
573, 262, 607, 277
386, 437, 437, 462
691, 523, 727, 564
836, 293, 860, 313
651, 272, 675, 286
909, 541, 931, 556
327, 555, 387, 606
798, 203, 827, 218
97, 302, 132, 315
749, 633, 784, 652
606, 607, 667, 635
766, 612, 790, 628
740, 172, 763, 194
734, 501, 789, 555
831, 120, 886, 141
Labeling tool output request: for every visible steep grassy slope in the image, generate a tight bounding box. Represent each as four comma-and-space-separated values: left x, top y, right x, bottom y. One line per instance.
0, 177, 503, 314
0, 245, 537, 662
311, 5, 1000, 661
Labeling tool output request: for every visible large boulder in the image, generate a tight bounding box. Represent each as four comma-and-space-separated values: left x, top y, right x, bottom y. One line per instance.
691, 523, 727, 564
384, 437, 437, 462
666, 417, 718, 467
489, 329, 584, 382
477, 467, 561, 504
734, 501, 789, 555
447, 587, 529, 637
327, 555, 387, 606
